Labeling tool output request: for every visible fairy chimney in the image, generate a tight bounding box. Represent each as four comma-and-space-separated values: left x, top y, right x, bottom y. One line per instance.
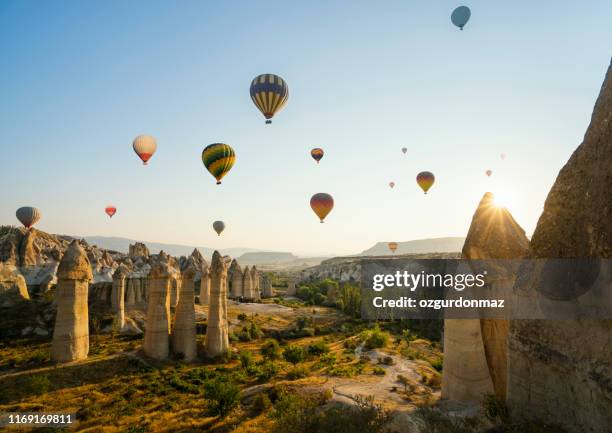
111, 264, 129, 330
242, 266, 253, 299
51, 240, 93, 362
250, 266, 260, 300
228, 259, 243, 298
143, 257, 172, 360
204, 251, 230, 358
172, 262, 197, 361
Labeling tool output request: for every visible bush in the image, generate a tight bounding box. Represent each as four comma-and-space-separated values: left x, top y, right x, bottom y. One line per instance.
261, 339, 281, 360
365, 327, 389, 350
429, 358, 443, 372
283, 345, 305, 365
307, 340, 330, 356
204, 378, 241, 417
237, 313, 248, 321
239, 350, 254, 369
25, 374, 50, 396
295, 316, 313, 331
378, 356, 394, 366
253, 392, 272, 413
257, 361, 279, 382
372, 367, 386, 376
287, 366, 308, 380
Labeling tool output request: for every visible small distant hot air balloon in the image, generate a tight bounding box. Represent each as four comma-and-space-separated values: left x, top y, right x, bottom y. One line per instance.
500, 153, 506, 160
16, 207, 41, 229
250, 74, 289, 124
311, 148, 324, 164
133, 135, 157, 165
388, 242, 398, 254
310, 193, 334, 223
485, 169, 492, 177
401, 147, 407, 154
389, 181, 395, 189
105, 206, 117, 218
213, 221, 225, 236
451, 6, 471, 30
202, 143, 236, 185
416, 171, 435, 194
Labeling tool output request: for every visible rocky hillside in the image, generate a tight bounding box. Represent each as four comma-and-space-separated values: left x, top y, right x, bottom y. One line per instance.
359, 237, 465, 256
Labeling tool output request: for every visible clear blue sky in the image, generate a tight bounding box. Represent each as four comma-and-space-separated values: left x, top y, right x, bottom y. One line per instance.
1, 1, 611, 256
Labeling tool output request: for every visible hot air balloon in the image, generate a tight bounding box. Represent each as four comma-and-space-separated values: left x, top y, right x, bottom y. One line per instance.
485, 169, 492, 177
310, 193, 334, 223
389, 181, 395, 189
388, 242, 398, 254
105, 206, 117, 218
213, 221, 225, 236
133, 135, 157, 165
500, 153, 506, 160
401, 147, 407, 154
16, 207, 41, 229
311, 148, 324, 164
416, 171, 435, 194
451, 6, 471, 30
202, 143, 236, 185
250, 74, 289, 124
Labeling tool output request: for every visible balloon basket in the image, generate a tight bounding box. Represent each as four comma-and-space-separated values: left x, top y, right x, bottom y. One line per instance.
265, 120, 272, 124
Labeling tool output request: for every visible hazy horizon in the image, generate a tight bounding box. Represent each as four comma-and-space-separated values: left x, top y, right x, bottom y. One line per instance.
2, 1, 612, 256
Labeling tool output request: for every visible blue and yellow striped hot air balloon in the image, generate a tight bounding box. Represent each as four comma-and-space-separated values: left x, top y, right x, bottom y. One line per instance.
202, 143, 236, 185
250, 74, 289, 124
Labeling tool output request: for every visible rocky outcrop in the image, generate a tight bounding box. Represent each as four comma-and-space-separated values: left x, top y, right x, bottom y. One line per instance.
242, 266, 254, 299
228, 260, 243, 298
251, 266, 260, 300
170, 277, 180, 308
442, 192, 529, 403
261, 273, 273, 298
287, 280, 296, 296
172, 263, 197, 361
0, 263, 30, 307
199, 264, 210, 305
205, 251, 229, 358
143, 257, 172, 360
129, 242, 149, 259
111, 264, 129, 330
51, 240, 92, 362
507, 60, 612, 433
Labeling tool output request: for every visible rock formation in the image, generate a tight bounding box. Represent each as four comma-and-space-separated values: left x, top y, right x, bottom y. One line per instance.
172, 262, 197, 361
200, 263, 210, 305
170, 276, 180, 308
111, 264, 129, 330
143, 257, 172, 360
250, 266, 260, 300
0, 263, 30, 307
129, 242, 149, 258
228, 260, 243, 298
205, 251, 229, 358
261, 273, 273, 298
51, 240, 92, 362
442, 192, 529, 403
287, 280, 297, 296
507, 60, 612, 432
242, 266, 253, 300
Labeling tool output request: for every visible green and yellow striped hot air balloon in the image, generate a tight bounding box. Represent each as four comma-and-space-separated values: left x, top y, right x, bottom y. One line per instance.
202, 143, 236, 185
250, 74, 289, 124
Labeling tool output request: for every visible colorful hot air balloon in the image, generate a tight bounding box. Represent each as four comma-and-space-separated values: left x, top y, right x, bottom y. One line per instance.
133, 135, 157, 165
389, 181, 395, 189
16, 207, 41, 229
105, 206, 117, 218
388, 242, 398, 254
451, 6, 471, 30
416, 171, 435, 194
202, 143, 236, 185
401, 147, 407, 154
485, 169, 492, 177
310, 193, 334, 223
311, 148, 324, 164
213, 221, 225, 236
250, 74, 289, 124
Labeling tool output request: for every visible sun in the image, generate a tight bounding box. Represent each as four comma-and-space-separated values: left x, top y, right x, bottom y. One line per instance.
492, 188, 518, 212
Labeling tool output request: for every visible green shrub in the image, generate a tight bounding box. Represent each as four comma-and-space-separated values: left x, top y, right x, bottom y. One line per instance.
372, 367, 386, 376
237, 313, 248, 321
307, 340, 330, 356
261, 339, 281, 360
365, 327, 388, 350
283, 345, 305, 365
429, 358, 443, 372
25, 374, 50, 396
204, 378, 241, 417
257, 361, 279, 382
253, 392, 272, 413
287, 366, 308, 380
378, 356, 394, 366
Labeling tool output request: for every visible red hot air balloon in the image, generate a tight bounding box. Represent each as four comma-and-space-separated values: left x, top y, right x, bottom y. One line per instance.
485, 169, 492, 177
105, 206, 117, 218
310, 193, 334, 223
388, 242, 398, 253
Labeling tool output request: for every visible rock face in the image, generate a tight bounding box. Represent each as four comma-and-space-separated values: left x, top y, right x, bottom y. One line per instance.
507, 60, 612, 433
242, 266, 254, 299
228, 260, 243, 298
143, 257, 172, 360
0, 263, 30, 307
170, 277, 180, 308
205, 251, 229, 358
129, 242, 149, 259
111, 264, 129, 330
250, 266, 260, 300
442, 193, 529, 403
200, 263, 210, 305
287, 280, 296, 296
172, 263, 197, 361
51, 241, 92, 362
261, 273, 273, 298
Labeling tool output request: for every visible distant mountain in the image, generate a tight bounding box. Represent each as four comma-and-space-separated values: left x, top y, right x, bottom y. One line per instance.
80, 236, 260, 258
359, 237, 465, 256
237, 251, 298, 265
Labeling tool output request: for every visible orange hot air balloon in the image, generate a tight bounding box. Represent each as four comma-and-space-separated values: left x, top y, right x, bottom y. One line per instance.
105, 206, 117, 218
133, 135, 157, 165
416, 171, 435, 194
311, 148, 324, 163
389, 181, 395, 189
388, 242, 398, 253
310, 193, 334, 223
485, 169, 492, 177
